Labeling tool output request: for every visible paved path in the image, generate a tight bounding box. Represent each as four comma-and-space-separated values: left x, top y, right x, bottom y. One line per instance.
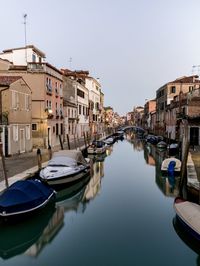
0, 138, 89, 192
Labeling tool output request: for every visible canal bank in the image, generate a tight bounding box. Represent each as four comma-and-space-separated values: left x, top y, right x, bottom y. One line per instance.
0, 132, 113, 192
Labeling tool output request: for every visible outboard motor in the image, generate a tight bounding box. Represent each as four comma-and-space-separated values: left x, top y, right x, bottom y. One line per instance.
167, 160, 176, 176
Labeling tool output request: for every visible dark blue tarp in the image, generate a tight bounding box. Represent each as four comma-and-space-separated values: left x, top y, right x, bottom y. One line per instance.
0, 180, 55, 215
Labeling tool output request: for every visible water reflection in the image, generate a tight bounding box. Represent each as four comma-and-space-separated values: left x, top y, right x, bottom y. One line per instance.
83, 159, 105, 202
126, 132, 180, 198
0, 203, 57, 260
25, 206, 64, 257
145, 142, 180, 197
173, 216, 200, 266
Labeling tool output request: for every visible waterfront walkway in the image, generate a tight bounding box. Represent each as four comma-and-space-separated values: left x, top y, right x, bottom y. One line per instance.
187, 146, 200, 190
0, 137, 89, 192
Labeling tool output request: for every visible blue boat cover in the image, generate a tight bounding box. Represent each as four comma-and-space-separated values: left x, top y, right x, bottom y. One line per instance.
167, 161, 176, 176
0, 180, 55, 215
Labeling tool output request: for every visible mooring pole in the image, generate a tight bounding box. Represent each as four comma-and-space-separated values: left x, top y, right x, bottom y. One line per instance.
37, 148, 42, 170
0, 142, 8, 188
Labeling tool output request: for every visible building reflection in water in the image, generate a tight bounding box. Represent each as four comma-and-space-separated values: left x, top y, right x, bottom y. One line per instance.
84, 156, 105, 202
0, 203, 58, 260
126, 132, 144, 152
0, 154, 107, 260
125, 131, 180, 198
26, 154, 107, 258
25, 206, 64, 257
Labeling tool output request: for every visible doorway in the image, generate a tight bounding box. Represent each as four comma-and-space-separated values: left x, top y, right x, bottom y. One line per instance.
190, 127, 199, 146
20, 129, 25, 153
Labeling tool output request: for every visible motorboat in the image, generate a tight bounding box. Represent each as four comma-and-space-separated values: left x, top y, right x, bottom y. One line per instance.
87, 140, 106, 154
103, 137, 115, 145
157, 141, 167, 149
161, 157, 181, 175
145, 135, 158, 145
174, 197, 200, 240
173, 215, 200, 255
87, 152, 107, 162
39, 150, 91, 188
0, 179, 55, 219
168, 143, 179, 155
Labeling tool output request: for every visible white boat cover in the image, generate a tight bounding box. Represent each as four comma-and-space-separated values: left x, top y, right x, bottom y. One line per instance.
174, 201, 200, 235
48, 150, 87, 167
161, 157, 181, 171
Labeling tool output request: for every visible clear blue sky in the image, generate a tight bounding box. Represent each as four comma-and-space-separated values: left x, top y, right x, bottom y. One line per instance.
1, 0, 200, 115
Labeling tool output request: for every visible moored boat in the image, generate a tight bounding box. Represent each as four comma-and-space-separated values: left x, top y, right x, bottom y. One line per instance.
103, 137, 115, 145
157, 141, 167, 149
161, 157, 181, 175
0, 179, 55, 219
39, 150, 91, 188
87, 140, 106, 154
174, 197, 200, 240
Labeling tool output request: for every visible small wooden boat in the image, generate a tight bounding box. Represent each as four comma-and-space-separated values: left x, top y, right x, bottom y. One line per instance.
0, 179, 55, 219
161, 157, 181, 174
174, 197, 200, 240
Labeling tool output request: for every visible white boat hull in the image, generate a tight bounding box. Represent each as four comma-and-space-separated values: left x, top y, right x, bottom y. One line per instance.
174, 198, 200, 239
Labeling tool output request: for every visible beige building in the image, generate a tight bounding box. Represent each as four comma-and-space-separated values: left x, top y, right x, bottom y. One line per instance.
0, 76, 32, 156
155, 75, 200, 136
0, 46, 63, 148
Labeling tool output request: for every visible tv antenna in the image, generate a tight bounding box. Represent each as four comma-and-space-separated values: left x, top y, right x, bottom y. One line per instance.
69, 57, 72, 69
23, 14, 28, 63
192, 65, 200, 76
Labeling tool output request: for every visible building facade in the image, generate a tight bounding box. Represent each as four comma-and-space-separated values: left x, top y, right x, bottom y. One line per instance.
0, 76, 32, 156
0, 45, 64, 148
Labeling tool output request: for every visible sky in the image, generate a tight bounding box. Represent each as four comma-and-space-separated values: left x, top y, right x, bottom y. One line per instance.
1, 0, 200, 115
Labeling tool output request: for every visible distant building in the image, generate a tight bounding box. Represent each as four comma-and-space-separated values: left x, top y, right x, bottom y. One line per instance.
133, 106, 144, 127
156, 75, 200, 136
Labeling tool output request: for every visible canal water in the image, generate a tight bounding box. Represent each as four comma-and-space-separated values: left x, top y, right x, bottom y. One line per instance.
0, 134, 199, 266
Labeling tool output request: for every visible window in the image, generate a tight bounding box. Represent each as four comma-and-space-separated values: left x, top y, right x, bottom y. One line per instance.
25, 94, 31, 111
32, 54, 36, 62
79, 105, 81, 115
77, 89, 84, 98
32, 123, 38, 131
171, 86, 176, 93
13, 125, 18, 141
56, 123, 59, 135
60, 123, 63, 135
189, 86, 193, 92
11, 91, 19, 109
26, 125, 31, 139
